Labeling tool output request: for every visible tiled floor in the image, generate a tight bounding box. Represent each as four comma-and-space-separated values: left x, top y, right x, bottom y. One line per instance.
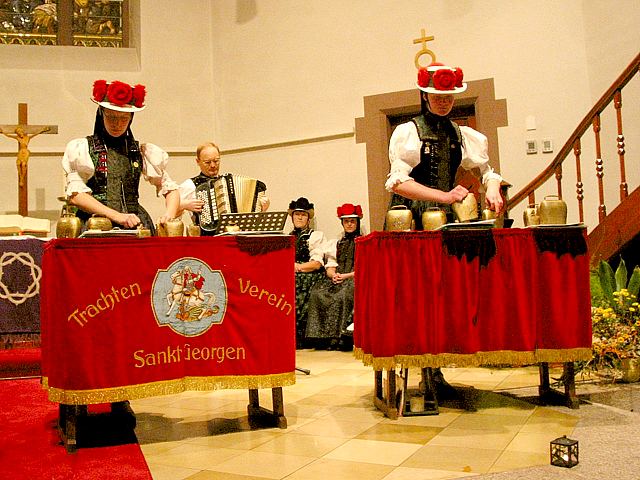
132, 350, 578, 480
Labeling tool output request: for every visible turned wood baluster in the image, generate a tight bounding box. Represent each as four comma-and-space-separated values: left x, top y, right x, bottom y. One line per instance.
555, 164, 563, 198
528, 191, 536, 206
574, 138, 584, 223
593, 114, 607, 221
614, 90, 628, 201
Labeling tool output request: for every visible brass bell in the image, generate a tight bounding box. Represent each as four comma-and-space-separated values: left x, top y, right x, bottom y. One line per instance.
157, 217, 184, 237
452, 193, 478, 222
56, 203, 82, 238
187, 224, 201, 237
86, 214, 112, 231
136, 225, 151, 238
385, 205, 413, 231
421, 207, 446, 230
523, 204, 540, 226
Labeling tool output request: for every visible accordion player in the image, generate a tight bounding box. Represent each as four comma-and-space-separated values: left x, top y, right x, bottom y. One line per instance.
194, 173, 268, 233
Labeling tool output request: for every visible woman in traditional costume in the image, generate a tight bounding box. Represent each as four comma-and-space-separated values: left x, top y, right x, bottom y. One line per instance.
62, 80, 179, 234
306, 203, 363, 351
289, 197, 326, 348
386, 61, 504, 398
386, 62, 503, 228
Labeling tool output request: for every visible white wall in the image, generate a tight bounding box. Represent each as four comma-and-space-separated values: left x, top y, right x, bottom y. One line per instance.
0, 0, 638, 239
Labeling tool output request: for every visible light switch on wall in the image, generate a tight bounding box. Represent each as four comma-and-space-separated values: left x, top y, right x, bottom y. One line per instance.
526, 139, 538, 154
542, 139, 554, 153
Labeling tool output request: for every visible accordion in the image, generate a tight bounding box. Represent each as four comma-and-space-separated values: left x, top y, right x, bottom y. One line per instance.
195, 174, 265, 232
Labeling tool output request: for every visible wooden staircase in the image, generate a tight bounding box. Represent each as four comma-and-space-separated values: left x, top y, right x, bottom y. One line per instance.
507, 52, 640, 268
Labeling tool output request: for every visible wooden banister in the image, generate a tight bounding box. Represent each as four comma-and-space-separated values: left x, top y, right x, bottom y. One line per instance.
508, 53, 640, 210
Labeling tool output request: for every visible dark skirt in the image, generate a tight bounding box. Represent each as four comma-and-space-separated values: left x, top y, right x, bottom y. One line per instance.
305, 277, 354, 346
295, 270, 325, 346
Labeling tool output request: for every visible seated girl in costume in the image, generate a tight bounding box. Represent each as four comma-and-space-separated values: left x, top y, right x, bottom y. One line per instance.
305, 203, 364, 351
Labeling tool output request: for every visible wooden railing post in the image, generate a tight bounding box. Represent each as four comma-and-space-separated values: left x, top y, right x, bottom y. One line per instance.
574, 139, 584, 223
614, 90, 628, 201
593, 114, 607, 221
555, 164, 563, 198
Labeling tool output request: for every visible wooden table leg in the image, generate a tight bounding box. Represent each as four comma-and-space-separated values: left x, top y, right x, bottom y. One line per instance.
538, 362, 579, 409
538, 362, 550, 398
247, 388, 288, 428
271, 387, 287, 428
58, 404, 81, 454
563, 362, 579, 409
373, 369, 399, 419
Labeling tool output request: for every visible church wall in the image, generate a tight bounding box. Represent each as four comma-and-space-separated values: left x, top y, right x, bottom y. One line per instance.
206, 0, 637, 237
581, 0, 640, 230
0, 0, 638, 240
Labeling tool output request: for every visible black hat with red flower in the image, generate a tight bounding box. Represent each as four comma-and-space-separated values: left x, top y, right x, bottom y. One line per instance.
91, 79, 146, 112
337, 203, 363, 219
288, 197, 314, 219
416, 62, 467, 95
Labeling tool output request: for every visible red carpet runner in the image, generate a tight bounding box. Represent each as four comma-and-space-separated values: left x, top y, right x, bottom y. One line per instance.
0, 378, 152, 480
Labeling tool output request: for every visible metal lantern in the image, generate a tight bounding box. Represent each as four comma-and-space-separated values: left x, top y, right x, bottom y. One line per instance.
550, 435, 579, 468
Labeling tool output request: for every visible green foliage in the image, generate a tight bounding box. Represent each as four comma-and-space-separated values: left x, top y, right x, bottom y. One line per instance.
591, 258, 640, 308
615, 260, 628, 292
586, 258, 640, 377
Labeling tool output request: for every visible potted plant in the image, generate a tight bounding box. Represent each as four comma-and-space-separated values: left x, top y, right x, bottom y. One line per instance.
588, 259, 640, 381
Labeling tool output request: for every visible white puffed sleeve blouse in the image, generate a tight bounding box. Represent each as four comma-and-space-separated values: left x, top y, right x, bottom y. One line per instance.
385, 122, 502, 192
62, 138, 179, 198
305, 230, 327, 265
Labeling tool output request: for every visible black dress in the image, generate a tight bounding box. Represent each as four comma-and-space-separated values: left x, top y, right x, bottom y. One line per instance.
293, 227, 325, 347
305, 232, 358, 349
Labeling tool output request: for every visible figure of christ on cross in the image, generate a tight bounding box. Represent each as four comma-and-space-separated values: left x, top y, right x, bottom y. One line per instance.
0, 103, 58, 216
0, 125, 50, 188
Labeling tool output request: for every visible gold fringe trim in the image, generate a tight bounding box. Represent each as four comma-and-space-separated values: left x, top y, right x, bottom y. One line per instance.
42, 372, 296, 405
353, 347, 592, 370
535, 348, 593, 363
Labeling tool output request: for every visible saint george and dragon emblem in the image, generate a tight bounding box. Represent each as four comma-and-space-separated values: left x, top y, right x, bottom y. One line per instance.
151, 258, 227, 337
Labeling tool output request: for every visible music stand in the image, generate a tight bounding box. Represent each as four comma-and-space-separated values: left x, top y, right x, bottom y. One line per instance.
215, 211, 289, 235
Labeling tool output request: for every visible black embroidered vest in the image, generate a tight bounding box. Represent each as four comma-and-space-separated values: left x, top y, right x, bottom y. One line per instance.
409, 113, 463, 191
293, 228, 313, 263
82, 135, 144, 223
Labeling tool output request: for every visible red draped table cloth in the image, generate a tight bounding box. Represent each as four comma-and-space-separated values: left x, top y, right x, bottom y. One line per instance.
40, 235, 296, 449
353, 228, 592, 413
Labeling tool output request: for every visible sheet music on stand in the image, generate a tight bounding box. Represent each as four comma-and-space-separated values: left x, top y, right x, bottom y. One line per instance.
215, 211, 289, 235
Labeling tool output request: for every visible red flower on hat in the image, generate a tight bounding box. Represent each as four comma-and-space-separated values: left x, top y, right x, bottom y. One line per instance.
454, 67, 464, 87
337, 203, 363, 218
417, 68, 431, 88
92, 79, 108, 102
432, 68, 457, 91
106, 81, 133, 106
132, 84, 146, 108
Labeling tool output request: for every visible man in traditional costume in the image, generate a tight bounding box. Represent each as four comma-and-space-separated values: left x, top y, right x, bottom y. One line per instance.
178, 142, 270, 235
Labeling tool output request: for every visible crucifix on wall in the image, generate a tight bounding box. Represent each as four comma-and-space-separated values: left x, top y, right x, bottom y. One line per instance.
0, 103, 58, 216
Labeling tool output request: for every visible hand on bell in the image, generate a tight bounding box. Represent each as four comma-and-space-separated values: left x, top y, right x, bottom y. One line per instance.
447, 185, 469, 204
